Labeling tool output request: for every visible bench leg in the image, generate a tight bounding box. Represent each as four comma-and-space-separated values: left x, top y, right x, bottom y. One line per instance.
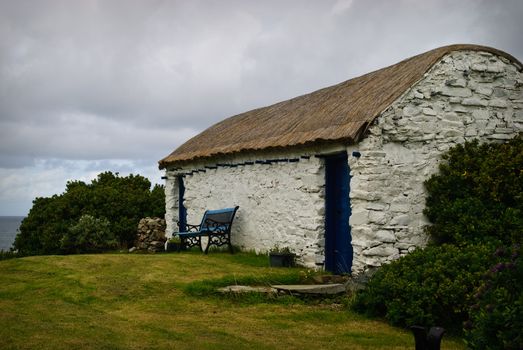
180, 236, 187, 251
228, 233, 233, 254
204, 239, 210, 254
197, 236, 204, 252
179, 235, 203, 251
203, 234, 233, 254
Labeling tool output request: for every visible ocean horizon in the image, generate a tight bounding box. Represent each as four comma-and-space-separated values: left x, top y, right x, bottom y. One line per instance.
0, 216, 25, 251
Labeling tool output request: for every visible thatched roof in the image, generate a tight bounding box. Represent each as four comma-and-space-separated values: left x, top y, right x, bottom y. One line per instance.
159, 44, 521, 169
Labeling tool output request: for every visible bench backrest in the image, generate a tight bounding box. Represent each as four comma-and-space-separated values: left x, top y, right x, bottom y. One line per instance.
200, 206, 239, 232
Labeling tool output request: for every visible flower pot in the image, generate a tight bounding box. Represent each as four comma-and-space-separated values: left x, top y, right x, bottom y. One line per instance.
269, 252, 295, 267
166, 242, 183, 252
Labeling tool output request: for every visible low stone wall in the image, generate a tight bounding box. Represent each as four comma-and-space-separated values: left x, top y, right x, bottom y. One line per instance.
134, 217, 167, 252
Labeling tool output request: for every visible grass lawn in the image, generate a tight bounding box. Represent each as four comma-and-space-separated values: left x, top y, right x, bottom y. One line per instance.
0, 252, 466, 349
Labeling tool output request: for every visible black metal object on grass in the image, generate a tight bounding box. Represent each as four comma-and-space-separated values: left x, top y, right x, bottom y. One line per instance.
410, 325, 445, 350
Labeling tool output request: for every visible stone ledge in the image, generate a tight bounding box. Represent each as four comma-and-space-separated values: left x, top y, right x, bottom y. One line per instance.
218, 286, 276, 294
218, 283, 348, 295
272, 284, 347, 295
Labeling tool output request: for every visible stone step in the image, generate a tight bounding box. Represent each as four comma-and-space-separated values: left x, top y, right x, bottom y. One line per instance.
218, 285, 276, 294
218, 283, 348, 295
271, 283, 347, 295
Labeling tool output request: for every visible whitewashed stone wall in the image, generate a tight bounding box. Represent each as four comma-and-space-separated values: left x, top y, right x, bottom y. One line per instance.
164, 177, 179, 238
165, 154, 327, 267
348, 50, 522, 274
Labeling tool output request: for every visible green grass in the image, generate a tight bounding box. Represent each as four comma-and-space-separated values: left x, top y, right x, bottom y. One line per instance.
0, 252, 466, 349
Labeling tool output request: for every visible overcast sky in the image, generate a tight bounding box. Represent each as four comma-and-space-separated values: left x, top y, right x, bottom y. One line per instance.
1, 0, 522, 216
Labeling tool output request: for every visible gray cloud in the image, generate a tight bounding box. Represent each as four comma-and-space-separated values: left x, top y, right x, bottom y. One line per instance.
0, 0, 522, 215
0, 113, 197, 164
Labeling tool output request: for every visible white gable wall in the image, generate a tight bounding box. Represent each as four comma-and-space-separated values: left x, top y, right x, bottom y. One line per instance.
348, 50, 522, 274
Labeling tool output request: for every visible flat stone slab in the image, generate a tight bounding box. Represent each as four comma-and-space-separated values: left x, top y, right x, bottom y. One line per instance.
271, 284, 347, 295
218, 285, 277, 294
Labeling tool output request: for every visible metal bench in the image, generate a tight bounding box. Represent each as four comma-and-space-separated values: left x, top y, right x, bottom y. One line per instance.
176, 206, 239, 254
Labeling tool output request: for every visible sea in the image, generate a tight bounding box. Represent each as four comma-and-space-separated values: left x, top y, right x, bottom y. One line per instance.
0, 216, 24, 252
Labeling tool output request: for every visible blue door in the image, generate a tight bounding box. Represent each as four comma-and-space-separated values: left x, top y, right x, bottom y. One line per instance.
177, 176, 187, 232
324, 152, 352, 274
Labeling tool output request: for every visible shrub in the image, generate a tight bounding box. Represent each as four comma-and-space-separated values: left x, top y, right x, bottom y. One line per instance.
14, 172, 165, 255
0, 250, 22, 261
424, 138, 523, 246
353, 136, 522, 336
60, 215, 117, 253
465, 244, 523, 349
353, 243, 494, 330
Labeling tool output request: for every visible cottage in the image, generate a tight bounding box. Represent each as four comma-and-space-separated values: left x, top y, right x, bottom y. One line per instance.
159, 44, 522, 275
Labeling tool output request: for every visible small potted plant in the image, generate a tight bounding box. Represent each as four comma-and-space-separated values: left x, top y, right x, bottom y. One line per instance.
269, 245, 295, 267
166, 235, 183, 252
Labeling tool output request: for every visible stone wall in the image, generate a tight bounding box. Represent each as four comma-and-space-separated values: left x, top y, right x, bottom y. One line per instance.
135, 217, 167, 252
348, 50, 522, 274
165, 155, 326, 267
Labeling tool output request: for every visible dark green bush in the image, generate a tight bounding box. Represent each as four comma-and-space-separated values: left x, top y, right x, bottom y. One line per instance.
353, 136, 522, 337
0, 250, 23, 261
424, 138, 523, 246
353, 243, 494, 330
60, 215, 117, 253
465, 244, 523, 349
14, 172, 165, 255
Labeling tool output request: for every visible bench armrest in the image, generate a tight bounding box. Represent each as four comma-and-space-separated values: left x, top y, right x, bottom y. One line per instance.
176, 221, 201, 232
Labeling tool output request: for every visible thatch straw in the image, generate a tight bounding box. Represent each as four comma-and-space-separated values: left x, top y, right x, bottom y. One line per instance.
159, 44, 521, 168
